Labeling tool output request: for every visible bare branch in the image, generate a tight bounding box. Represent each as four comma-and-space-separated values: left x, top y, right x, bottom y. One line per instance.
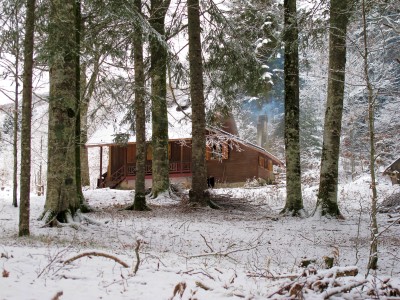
63, 252, 129, 268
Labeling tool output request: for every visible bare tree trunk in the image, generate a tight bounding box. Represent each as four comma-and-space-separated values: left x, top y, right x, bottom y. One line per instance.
187, 0, 208, 205
12, 3, 20, 208
79, 18, 90, 187
149, 0, 171, 197
80, 87, 90, 187
315, 0, 350, 217
131, 0, 149, 210
19, 0, 36, 236
40, 0, 80, 224
362, 0, 378, 272
281, 0, 303, 216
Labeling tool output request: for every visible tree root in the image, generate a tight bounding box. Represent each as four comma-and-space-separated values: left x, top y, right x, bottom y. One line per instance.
39, 208, 102, 230
124, 203, 152, 211
63, 252, 129, 268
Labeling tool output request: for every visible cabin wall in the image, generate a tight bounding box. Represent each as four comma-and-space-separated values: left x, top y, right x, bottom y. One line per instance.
388, 158, 400, 185
104, 139, 281, 188
207, 144, 260, 183
109, 146, 126, 176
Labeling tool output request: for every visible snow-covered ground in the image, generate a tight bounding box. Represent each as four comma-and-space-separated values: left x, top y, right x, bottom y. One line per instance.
0, 177, 399, 299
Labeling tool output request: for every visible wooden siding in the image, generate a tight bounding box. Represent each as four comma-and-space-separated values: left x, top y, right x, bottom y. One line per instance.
384, 157, 400, 185
207, 144, 260, 183
109, 146, 126, 177
102, 138, 281, 188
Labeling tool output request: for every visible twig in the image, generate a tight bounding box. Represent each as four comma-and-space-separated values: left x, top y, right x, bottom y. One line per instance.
133, 240, 141, 274
266, 279, 301, 298
186, 245, 259, 259
37, 247, 72, 278
63, 252, 129, 268
200, 234, 214, 252
246, 272, 299, 280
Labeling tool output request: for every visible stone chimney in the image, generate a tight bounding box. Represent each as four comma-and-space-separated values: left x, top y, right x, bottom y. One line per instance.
257, 115, 268, 148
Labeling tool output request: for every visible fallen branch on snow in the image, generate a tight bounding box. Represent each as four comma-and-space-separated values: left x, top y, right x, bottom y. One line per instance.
63, 252, 129, 268
186, 244, 259, 259
323, 280, 368, 299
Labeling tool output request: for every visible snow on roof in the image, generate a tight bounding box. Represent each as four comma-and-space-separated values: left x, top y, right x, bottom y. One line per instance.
209, 126, 284, 166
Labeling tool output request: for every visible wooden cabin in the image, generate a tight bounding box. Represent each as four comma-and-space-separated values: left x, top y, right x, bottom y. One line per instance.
384, 157, 400, 185
87, 104, 284, 189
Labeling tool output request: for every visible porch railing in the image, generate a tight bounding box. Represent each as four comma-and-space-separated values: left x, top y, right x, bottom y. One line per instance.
126, 161, 191, 176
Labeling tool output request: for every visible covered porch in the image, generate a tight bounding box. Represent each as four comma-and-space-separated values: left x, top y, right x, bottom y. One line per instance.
96, 140, 193, 188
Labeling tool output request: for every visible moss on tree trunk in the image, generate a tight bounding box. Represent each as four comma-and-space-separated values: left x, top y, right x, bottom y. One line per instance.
281, 0, 303, 216
315, 0, 350, 218
127, 0, 150, 211
187, 0, 208, 206
149, 0, 170, 197
19, 0, 36, 236
42, 0, 81, 222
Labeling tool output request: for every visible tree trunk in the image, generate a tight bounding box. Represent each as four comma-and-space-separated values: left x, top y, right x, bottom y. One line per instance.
80, 83, 90, 187
19, 0, 36, 236
12, 4, 20, 208
79, 17, 90, 187
130, 0, 149, 210
187, 0, 208, 205
362, 0, 378, 272
73, 0, 92, 212
149, 0, 171, 197
316, 0, 349, 217
12, 49, 19, 208
41, 0, 80, 224
281, 0, 303, 216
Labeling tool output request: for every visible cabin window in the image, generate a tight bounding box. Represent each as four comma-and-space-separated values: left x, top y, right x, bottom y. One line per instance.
206, 146, 212, 160
259, 156, 265, 167
127, 145, 135, 163
207, 143, 229, 160
268, 159, 273, 171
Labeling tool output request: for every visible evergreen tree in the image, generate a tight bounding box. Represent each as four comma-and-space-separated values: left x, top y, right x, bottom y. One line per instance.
315, 0, 350, 217
19, 0, 36, 236
40, 0, 81, 224
187, 0, 209, 205
149, 0, 171, 197
281, 0, 303, 216
128, 0, 149, 211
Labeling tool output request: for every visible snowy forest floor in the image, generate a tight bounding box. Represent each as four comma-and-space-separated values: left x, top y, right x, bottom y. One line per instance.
0, 176, 399, 299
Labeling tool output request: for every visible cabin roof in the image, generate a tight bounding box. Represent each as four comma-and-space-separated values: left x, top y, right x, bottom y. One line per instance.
384, 157, 400, 173
208, 127, 284, 166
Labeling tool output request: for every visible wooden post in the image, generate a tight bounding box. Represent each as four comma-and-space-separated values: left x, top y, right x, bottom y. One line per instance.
99, 146, 103, 180
180, 143, 183, 173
